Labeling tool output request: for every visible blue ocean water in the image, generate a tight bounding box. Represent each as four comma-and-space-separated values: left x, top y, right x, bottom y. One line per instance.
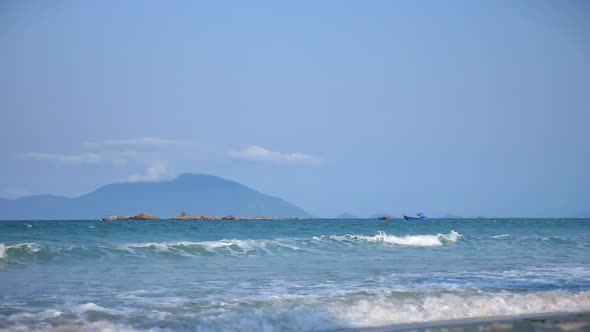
1, 218, 589, 331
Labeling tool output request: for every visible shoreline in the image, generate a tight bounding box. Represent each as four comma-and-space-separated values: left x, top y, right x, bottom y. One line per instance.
334, 311, 590, 332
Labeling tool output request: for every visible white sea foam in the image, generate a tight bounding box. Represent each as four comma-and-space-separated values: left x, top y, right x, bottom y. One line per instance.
6, 309, 63, 322
5, 242, 42, 252
327, 290, 590, 328
120, 238, 302, 256
1, 319, 137, 332
2, 290, 589, 331
492, 233, 510, 238
0, 232, 463, 263
120, 231, 461, 257
0, 242, 43, 261
76, 302, 123, 316
323, 230, 461, 247
77, 302, 110, 313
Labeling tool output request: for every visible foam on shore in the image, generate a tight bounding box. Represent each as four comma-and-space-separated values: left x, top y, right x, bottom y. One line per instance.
2, 290, 590, 331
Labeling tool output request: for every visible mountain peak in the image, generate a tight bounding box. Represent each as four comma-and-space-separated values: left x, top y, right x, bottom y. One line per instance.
176, 173, 218, 180
0, 174, 310, 220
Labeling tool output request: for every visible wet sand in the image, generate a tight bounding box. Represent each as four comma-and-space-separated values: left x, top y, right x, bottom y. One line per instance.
336, 311, 590, 332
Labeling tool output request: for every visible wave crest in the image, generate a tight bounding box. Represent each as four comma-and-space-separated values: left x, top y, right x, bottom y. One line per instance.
0, 242, 44, 262
121, 239, 302, 256
323, 230, 461, 247
0, 231, 461, 263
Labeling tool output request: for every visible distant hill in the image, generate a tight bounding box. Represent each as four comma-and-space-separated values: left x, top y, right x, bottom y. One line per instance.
0, 174, 311, 220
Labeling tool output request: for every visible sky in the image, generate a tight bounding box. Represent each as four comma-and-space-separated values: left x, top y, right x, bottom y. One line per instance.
1, 0, 589, 218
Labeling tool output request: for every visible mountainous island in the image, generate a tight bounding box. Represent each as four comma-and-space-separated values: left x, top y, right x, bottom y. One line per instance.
0, 174, 311, 220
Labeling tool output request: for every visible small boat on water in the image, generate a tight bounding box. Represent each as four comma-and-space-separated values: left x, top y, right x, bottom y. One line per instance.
403, 213, 426, 221
378, 216, 392, 220
222, 216, 237, 221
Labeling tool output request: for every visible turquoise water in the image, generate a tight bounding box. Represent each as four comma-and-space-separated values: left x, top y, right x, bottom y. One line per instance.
1, 218, 590, 331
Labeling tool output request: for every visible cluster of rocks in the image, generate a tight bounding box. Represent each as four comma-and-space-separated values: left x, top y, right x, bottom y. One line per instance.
170, 212, 224, 220
101, 213, 160, 221
101, 212, 298, 221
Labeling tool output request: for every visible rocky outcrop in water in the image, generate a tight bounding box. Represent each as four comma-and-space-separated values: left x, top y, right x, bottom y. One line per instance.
101, 213, 160, 221
170, 212, 221, 220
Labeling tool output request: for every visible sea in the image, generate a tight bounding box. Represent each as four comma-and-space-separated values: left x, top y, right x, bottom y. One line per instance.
1, 218, 589, 331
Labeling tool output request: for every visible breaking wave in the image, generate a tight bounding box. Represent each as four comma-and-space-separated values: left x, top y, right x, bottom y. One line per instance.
0, 242, 46, 262
120, 239, 303, 256
320, 230, 462, 247
0, 231, 462, 263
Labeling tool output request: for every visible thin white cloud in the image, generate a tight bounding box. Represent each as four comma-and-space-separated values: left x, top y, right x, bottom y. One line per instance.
127, 164, 170, 182
17, 141, 322, 170
17, 152, 103, 164
229, 145, 322, 165
16, 148, 174, 167
84, 137, 197, 150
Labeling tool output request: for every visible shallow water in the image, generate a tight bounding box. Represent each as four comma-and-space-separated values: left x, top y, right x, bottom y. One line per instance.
1, 218, 589, 331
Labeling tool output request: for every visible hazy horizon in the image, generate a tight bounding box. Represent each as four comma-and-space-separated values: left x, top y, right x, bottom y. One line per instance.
1, 1, 589, 218
1, 171, 587, 219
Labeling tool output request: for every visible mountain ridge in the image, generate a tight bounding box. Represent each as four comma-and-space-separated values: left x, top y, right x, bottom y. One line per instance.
0, 174, 311, 220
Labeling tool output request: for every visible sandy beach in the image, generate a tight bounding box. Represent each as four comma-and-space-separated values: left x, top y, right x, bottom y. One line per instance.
338, 311, 590, 332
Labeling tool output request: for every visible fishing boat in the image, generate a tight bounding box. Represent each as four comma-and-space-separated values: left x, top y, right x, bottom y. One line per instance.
378, 216, 391, 220
403, 213, 426, 221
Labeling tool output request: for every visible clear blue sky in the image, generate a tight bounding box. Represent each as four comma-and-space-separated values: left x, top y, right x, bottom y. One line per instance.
1, 0, 589, 217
